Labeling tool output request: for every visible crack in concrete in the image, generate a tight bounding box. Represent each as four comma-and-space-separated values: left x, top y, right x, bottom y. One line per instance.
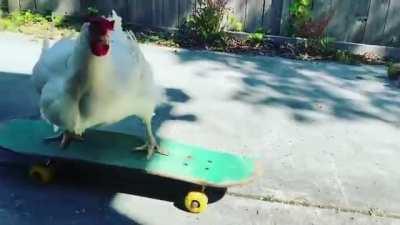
227, 192, 400, 220
328, 154, 350, 207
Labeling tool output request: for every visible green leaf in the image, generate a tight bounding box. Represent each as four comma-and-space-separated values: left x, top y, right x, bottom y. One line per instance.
299, 0, 312, 6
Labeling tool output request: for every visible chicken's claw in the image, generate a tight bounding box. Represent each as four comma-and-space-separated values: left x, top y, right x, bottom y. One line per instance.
133, 142, 168, 159
44, 132, 84, 149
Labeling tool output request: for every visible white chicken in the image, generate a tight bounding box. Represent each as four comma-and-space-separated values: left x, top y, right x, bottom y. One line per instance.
31, 11, 165, 159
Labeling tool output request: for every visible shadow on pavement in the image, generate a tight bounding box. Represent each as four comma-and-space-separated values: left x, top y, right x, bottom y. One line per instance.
0, 71, 222, 224
174, 50, 400, 127
0, 154, 226, 225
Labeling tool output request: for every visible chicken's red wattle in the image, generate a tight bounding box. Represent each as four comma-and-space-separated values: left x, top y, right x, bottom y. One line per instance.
90, 41, 109, 56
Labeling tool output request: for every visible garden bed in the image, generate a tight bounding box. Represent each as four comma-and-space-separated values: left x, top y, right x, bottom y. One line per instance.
131, 24, 395, 66
0, 9, 398, 67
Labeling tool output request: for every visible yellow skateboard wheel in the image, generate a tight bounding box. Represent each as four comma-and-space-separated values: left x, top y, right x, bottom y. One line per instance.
29, 164, 55, 184
184, 191, 208, 213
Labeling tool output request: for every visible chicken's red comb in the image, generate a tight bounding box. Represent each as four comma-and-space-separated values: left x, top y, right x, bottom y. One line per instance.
88, 16, 114, 35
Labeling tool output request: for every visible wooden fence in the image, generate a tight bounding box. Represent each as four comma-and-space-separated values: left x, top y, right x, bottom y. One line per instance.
2, 0, 400, 47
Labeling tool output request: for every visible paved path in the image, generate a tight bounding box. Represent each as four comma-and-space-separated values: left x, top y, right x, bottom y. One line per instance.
0, 31, 399, 225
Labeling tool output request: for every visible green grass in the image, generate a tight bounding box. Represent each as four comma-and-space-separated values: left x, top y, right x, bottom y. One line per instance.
0, 10, 81, 38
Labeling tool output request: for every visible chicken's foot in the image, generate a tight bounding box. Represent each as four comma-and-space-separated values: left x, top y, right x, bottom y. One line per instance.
44, 131, 84, 149
131, 116, 168, 159
133, 140, 168, 159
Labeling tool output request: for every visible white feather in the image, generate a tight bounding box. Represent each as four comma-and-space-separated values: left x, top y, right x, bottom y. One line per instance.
32, 12, 163, 135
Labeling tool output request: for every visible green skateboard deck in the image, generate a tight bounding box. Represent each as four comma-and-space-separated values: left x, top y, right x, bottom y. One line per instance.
0, 119, 256, 187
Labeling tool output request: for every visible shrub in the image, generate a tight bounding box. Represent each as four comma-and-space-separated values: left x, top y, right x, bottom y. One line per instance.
246, 28, 269, 47
175, 0, 229, 48
288, 0, 313, 37
0, 10, 49, 31
388, 63, 400, 80
301, 36, 335, 57
296, 14, 332, 39
286, 0, 338, 60
225, 12, 243, 32
335, 50, 358, 64
9, 10, 47, 25
87, 6, 99, 16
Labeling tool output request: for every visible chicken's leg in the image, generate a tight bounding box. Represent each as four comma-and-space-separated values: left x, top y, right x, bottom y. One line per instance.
44, 131, 84, 149
133, 116, 168, 159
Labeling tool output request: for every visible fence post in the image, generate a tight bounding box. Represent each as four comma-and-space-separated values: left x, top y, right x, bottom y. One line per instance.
363, 0, 390, 45
7, 0, 20, 12
279, 0, 293, 35
1, 0, 9, 11
382, 0, 400, 46
269, 0, 283, 35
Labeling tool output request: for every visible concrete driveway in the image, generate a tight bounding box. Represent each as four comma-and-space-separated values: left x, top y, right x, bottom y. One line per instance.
0, 31, 399, 225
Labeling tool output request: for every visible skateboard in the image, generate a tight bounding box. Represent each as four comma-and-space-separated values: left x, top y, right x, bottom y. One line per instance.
0, 119, 257, 213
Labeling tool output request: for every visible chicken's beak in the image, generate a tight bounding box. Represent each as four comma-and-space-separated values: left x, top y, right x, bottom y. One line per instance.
99, 34, 110, 45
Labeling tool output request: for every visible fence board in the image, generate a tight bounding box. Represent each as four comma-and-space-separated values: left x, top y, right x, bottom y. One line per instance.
151, 0, 162, 27
3, 0, 400, 47
261, 0, 273, 31
245, 0, 264, 31
363, 0, 390, 45
279, 0, 293, 35
309, 0, 335, 38
178, 0, 195, 26
312, 0, 333, 19
7, 0, 20, 11
346, 0, 370, 43
328, 0, 371, 43
227, 0, 247, 29
36, 0, 54, 13
326, 0, 351, 41
128, 0, 153, 26
1, 0, 7, 11
383, 0, 400, 47
268, 0, 282, 35
54, 0, 81, 15
160, 0, 179, 27
264, 0, 283, 35
18, 0, 34, 10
